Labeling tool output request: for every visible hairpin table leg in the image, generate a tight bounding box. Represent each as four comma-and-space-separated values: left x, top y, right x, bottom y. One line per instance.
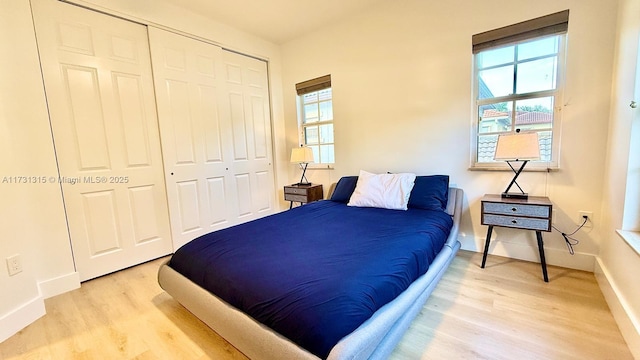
536, 231, 549, 282
481, 225, 493, 268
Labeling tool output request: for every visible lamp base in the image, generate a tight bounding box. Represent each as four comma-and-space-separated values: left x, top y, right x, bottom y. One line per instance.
500, 160, 531, 200
501, 192, 529, 200
292, 182, 312, 186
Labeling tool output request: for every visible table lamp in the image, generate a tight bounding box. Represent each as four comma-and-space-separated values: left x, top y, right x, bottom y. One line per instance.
494, 131, 540, 199
290, 146, 314, 185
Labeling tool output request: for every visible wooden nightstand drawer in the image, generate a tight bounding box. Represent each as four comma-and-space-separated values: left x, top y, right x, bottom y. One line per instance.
483, 202, 550, 218
284, 194, 308, 203
483, 214, 550, 231
284, 187, 308, 196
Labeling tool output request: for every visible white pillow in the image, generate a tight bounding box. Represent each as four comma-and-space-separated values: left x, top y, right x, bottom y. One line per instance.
347, 170, 416, 210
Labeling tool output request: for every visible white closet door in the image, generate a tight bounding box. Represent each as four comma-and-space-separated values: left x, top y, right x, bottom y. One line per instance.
220, 50, 275, 220
32, 0, 172, 281
149, 28, 275, 249
148, 28, 230, 249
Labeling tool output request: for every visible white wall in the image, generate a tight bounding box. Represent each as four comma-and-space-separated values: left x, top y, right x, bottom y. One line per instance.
281, 0, 618, 272
597, 0, 640, 356
0, 0, 76, 341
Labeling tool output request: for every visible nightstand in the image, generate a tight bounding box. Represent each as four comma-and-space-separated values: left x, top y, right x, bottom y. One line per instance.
480, 194, 553, 282
284, 184, 323, 209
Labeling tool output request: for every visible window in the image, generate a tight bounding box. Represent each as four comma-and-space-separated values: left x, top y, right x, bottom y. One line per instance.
296, 75, 334, 165
471, 10, 569, 169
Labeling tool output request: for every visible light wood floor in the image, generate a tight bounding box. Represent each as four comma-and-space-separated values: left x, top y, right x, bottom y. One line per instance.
0, 251, 633, 360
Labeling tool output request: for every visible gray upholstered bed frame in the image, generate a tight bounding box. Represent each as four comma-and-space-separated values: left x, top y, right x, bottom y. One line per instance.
158, 187, 463, 360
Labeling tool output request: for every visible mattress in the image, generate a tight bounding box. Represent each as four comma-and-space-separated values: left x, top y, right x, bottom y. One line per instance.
168, 200, 452, 358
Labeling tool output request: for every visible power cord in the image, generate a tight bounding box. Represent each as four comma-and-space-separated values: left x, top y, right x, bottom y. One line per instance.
552, 216, 588, 255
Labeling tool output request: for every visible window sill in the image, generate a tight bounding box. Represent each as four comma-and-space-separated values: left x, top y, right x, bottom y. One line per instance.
616, 230, 640, 257
307, 164, 335, 170
468, 166, 559, 172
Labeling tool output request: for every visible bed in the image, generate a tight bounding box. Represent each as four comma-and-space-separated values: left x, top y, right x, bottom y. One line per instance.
158, 173, 463, 359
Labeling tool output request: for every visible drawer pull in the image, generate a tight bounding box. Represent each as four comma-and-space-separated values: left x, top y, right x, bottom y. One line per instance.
511, 207, 517, 212
511, 220, 518, 224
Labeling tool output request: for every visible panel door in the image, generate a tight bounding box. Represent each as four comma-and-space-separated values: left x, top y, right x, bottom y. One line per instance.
221, 50, 276, 221
32, 0, 172, 281
149, 28, 275, 249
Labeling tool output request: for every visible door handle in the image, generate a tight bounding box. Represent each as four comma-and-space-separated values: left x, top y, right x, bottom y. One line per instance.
631, 100, 637, 109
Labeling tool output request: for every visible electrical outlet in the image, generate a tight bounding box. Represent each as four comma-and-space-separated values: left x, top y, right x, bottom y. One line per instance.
579, 211, 593, 228
6, 254, 22, 276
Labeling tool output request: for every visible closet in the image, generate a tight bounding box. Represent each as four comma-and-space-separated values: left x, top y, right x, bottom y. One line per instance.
31, 0, 275, 280
149, 28, 275, 249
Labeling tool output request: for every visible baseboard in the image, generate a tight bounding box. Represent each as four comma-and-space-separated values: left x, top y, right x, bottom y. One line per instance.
0, 273, 79, 343
595, 257, 640, 359
461, 237, 595, 271
38, 271, 80, 299
0, 295, 45, 343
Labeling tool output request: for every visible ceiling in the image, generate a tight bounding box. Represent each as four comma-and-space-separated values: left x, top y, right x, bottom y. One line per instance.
160, 0, 384, 44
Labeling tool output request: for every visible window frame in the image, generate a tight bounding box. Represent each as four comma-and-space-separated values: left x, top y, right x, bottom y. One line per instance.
295, 75, 334, 167
470, 11, 569, 171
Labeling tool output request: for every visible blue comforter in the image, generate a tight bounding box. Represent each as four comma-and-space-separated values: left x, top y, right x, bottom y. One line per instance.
169, 200, 453, 359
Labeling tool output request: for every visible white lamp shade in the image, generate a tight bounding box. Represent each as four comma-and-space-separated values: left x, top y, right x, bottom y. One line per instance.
494, 132, 540, 161
290, 147, 314, 163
